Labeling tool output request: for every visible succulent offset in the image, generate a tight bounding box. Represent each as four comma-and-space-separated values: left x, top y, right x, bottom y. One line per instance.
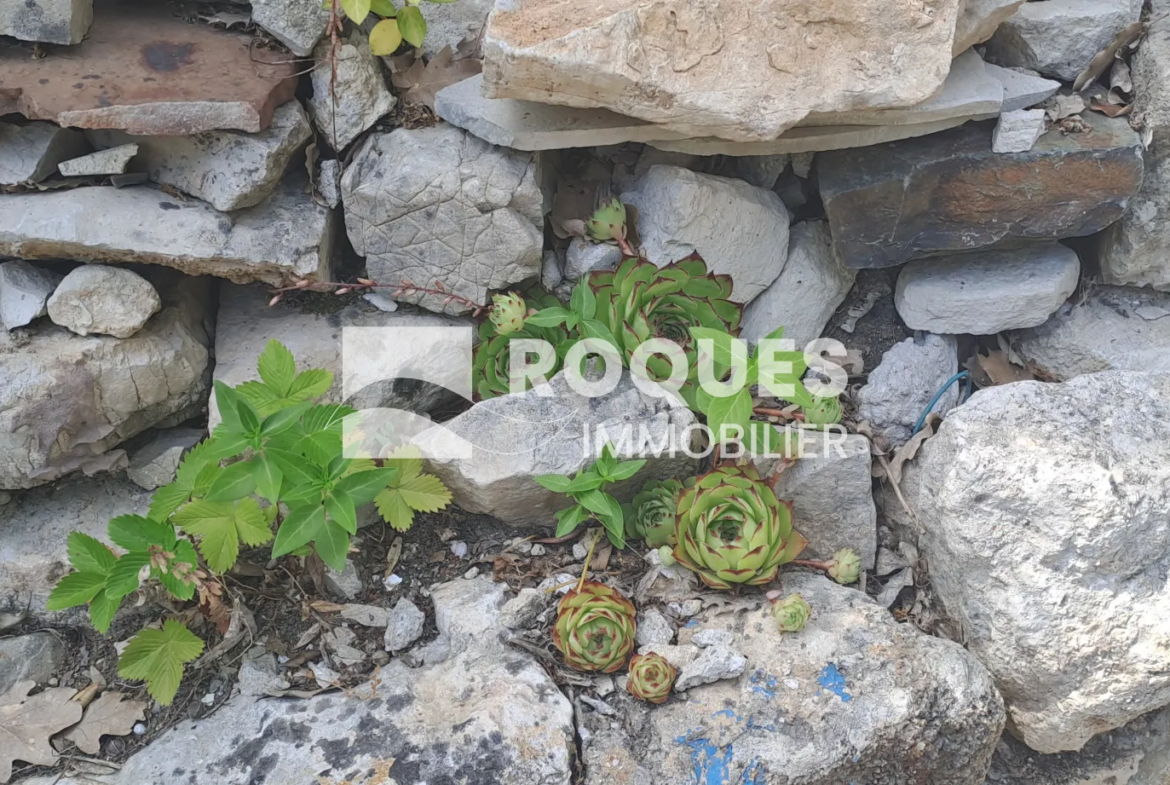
625, 478, 683, 547
626, 652, 677, 703
828, 548, 862, 585
803, 394, 843, 427
586, 196, 628, 243
773, 593, 811, 633
473, 287, 572, 400
552, 581, 637, 673
672, 465, 807, 590
488, 292, 528, 336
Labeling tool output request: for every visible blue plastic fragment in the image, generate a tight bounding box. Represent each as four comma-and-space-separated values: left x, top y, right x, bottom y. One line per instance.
817, 663, 852, 702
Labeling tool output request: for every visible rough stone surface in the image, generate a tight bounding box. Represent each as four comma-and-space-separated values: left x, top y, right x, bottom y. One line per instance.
417, 370, 698, 526
0, 633, 65, 694
126, 427, 203, 490
325, 559, 362, 599
251, 0, 330, 56
564, 238, 622, 281
57, 143, 137, 177
0, 122, 89, 185
585, 574, 1005, 785
983, 61, 1061, 112
47, 265, 162, 339
953, 0, 1025, 53
857, 334, 959, 450
1098, 1, 1170, 292
820, 112, 1143, 269
672, 644, 746, 692
0, 272, 213, 490
985, 0, 1144, 81
992, 108, 1046, 153
341, 124, 543, 314
886, 372, 1170, 753
0, 176, 335, 286
0, 476, 152, 611
308, 30, 396, 151
0, 260, 62, 331
712, 154, 790, 189
739, 221, 855, 348
383, 598, 425, 651
0, 0, 91, 44
0, 2, 298, 134
622, 165, 789, 305
1013, 285, 1170, 381
88, 101, 312, 211
498, 587, 546, 629
482, 0, 965, 143
635, 609, 674, 647
422, 0, 493, 58
894, 244, 1080, 335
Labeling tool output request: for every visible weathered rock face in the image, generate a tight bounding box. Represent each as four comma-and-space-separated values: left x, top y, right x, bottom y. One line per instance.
308, 30, 397, 151
564, 237, 622, 281
250, 0, 331, 56
482, 0, 965, 143
0, 272, 213, 490
820, 112, 1144, 269
0, 122, 89, 185
992, 108, 1047, 154
621, 165, 789, 305
983, 61, 1060, 112
857, 334, 959, 450
1013, 285, 1170, 380
341, 124, 543, 314
0, 0, 91, 44
57, 143, 137, 177
47, 265, 162, 339
953, 0, 1025, 54
422, 0, 493, 57
126, 427, 203, 490
584, 574, 1004, 785
0, 633, 65, 694
0, 260, 62, 331
88, 101, 312, 212
0, 177, 335, 285
894, 244, 1080, 335
887, 372, 1170, 753
0, 1, 298, 134
418, 370, 698, 525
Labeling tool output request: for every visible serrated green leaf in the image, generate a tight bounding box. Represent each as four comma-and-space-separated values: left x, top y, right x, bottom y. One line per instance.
67, 532, 116, 575
118, 620, 204, 705
236, 381, 284, 418
301, 404, 354, 434
267, 448, 318, 486
213, 381, 243, 433
105, 552, 150, 599
272, 504, 326, 557
89, 589, 121, 633
174, 500, 239, 574
108, 515, 176, 552
235, 498, 274, 547
257, 340, 297, 398
236, 396, 262, 437
397, 473, 451, 513
205, 459, 257, 502
47, 572, 107, 611
148, 483, 191, 522
375, 487, 414, 532
396, 5, 426, 46
253, 453, 284, 503
289, 369, 333, 402
261, 403, 309, 439
157, 540, 198, 601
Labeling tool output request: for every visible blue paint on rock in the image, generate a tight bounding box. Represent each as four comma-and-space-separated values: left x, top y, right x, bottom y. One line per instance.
817, 662, 852, 702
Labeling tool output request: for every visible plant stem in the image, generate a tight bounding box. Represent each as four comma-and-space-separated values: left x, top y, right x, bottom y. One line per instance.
577, 537, 599, 593
791, 558, 833, 572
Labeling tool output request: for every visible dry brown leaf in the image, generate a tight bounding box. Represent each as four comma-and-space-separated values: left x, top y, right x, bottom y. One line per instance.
199, 11, 252, 30
0, 681, 82, 783
384, 536, 403, 578
1074, 21, 1145, 92
62, 692, 146, 755
1090, 100, 1134, 117
886, 413, 941, 486
310, 600, 348, 613
390, 45, 482, 110
1110, 59, 1133, 93
975, 350, 1035, 386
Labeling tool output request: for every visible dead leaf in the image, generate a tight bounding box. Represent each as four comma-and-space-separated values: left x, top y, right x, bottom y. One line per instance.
1090, 100, 1134, 118
1110, 58, 1133, 94
454, 28, 483, 61
310, 600, 348, 614
61, 692, 146, 755
1043, 93, 1086, 122
975, 350, 1035, 386
389, 45, 481, 110
384, 536, 403, 578
199, 11, 252, 30
838, 289, 883, 334
886, 413, 941, 486
0, 681, 82, 783
1074, 21, 1145, 92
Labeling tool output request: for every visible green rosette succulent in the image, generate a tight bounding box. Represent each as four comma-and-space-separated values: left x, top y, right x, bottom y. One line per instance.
625, 478, 683, 547
773, 593, 811, 633
474, 288, 572, 400
803, 394, 843, 428
828, 548, 862, 585
672, 465, 807, 590
488, 292, 527, 336
586, 196, 628, 243
553, 581, 637, 673
626, 652, 676, 704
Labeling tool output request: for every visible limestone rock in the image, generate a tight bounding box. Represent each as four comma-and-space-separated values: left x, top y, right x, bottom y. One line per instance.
383, 599, 425, 651
739, 221, 855, 348
308, 30, 396, 151
341, 124, 543, 314
820, 111, 1143, 269
886, 372, 1170, 753
635, 609, 674, 647
325, 559, 362, 599
482, 0, 965, 143
0, 122, 89, 185
621, 165, 789, 305
417, 370, 698, 526
953, 0, 1025, 53
857, 334, 959, 450
0, 633, 65, 694
57, 143, 137, 177
1013, 285, 1170, 380
0, 260, 62, 331
564, 238, 622, 281
0, 0, 91, 44
984, 0, 1144, 82
88, 101, 312, 211
0, 176, 335, 286
992, 108, 1046, 153
583, 575, 1004, 785
422, 0, 493, 58
894, 245, 1080, 335
982, 61, 1061, 112
250, 0, 330, 56
126, 427, 203, 490
47, 265, 162, 339
0, 272, 213, 490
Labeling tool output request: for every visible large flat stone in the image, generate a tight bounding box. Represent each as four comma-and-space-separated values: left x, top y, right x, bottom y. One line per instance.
0, 176, 335, 285
820, 112, 1144, 269
0, 0, 298, 134
982, 61, 1061, 112
57, 143, 137, 177
308, 30, 396, 151
482, 0, 965, 143
0, 0, 91, 45
0, 271, 213, 490
953, 0, 1025, 53
0, 121, 89, 185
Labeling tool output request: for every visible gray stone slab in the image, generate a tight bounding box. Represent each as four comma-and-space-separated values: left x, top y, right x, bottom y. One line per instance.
0, 0, 91, 44
57, 143, 137, 177
0, 122, 89, 185
983, 61, 1061, 112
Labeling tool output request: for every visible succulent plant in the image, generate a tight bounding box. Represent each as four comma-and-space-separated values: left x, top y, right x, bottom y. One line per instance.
773, 593, 811, 633
586, 196, 628, 244
552, 581, 637, 673
625, 478, 683, 547
803, 394, 843, 427
672, 465, 807, 590
827, 548, 862, 585
488, 292, 528, 336
473, 288, 573, 400
626, 652, 677, 703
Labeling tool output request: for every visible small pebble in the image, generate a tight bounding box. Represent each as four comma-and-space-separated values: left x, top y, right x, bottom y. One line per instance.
573, 542, 588, 560
530, 544, 547, 556
450, 541, 468, 559
47, 677, 58, 687
383, 574, 403, 590
133, 722, 147, 736
200, 692, 216, 706
464, 567, 481, 579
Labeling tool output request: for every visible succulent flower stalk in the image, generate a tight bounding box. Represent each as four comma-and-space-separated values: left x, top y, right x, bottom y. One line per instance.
672, 465, 807, 590
473, 288, 571, 400
626, 479, 683, 547
586, 197, 628, 243
626, 652, 677, 703
773, 593, 811, 633
553, 581, 637, 673
488, 292, 527, 336
828, 548, 862, 585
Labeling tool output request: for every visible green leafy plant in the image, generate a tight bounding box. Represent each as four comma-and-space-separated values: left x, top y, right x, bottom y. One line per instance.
48, 340, 452, 704
328, 0, 459, 56
772, 593, 811, 633
535, 442, 645, 548
623, 478, 683, 548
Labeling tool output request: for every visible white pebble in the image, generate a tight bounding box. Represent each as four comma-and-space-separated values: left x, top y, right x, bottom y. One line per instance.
530, 544, 547, 556
200, 692, 216, 706
133, 722, 147, 736
383, 574, 403, 590
464, 567, 481, 579
450, 541, 468, 559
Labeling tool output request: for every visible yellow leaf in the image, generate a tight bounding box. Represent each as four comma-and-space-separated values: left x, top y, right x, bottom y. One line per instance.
370, 18, 403, 56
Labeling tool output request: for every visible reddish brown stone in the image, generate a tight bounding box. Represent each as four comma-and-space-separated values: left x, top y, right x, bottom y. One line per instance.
0, 0, 298, 134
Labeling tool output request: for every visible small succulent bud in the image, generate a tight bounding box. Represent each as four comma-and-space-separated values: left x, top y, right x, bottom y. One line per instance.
586, 197, 628, 243
803, 395, 842, 427
657, 545, 677, 566
488, 292, 527, 336
772, 593, 811, 633
626, 652, 677, 704
828, 548, 862, 585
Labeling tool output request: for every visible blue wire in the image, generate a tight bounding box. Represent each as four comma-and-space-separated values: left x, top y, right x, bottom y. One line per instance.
912, 371, 972, 435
